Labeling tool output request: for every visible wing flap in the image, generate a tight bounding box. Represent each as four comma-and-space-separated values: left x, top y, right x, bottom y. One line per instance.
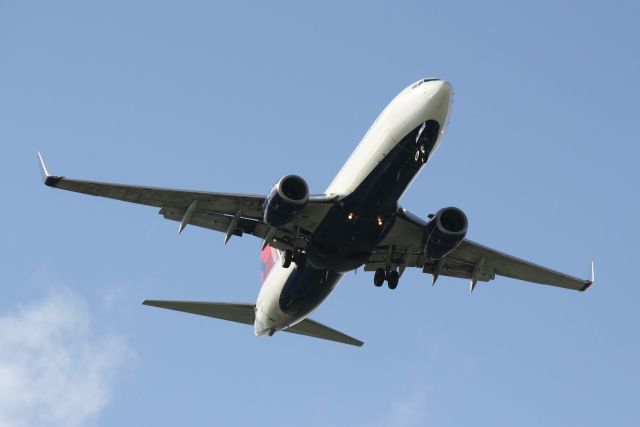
38, 153, 339, 248
159, 206, 297, 251
449, 240, 592, 291
369, 205, 593, 291
49, 177, 266, 219
159, 207, 267, 238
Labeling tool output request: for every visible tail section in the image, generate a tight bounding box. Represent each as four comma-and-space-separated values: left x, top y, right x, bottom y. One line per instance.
142, 299, 363, 347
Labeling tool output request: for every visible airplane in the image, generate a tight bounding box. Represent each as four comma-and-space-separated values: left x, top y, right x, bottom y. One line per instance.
38, 78, 594, 347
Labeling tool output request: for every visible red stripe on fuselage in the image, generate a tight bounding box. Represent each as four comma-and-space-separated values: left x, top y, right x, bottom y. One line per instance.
260, 245, 278, 285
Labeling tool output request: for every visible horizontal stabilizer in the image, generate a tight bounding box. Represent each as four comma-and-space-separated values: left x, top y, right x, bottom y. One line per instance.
142, 300, 363, 347
142, 300, 255, 325
287, 318, 364, 347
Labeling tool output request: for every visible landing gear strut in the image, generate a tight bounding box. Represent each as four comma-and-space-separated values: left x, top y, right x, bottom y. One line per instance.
282, 249, 306, 270
281, 250, 293, 268
415, 145, 427, 164
293, 251, 306, 270
373, 268, 400, 289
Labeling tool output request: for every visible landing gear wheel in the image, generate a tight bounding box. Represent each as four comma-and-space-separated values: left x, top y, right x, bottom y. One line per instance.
387, 270, 399, 290
374, 268, 385, 287
281, 250, 293, 268
294, 252, 306, 270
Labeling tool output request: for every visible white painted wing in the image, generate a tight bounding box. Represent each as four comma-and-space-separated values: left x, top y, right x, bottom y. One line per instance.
367, 208, 594, 292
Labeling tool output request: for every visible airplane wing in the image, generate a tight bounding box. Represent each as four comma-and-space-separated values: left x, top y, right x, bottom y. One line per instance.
142, 300, 363, 347
365, 207, 594, 292
37, 153, 336, 249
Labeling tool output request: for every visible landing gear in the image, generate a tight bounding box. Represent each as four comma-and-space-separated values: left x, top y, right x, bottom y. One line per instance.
374, 268, 385, 287
372, 268, 400, 289
415, 145, 427, 164
281, 250, 293, 268
387, 271, 399, 289
281, 249, 306, 270
294, 252, 306, 270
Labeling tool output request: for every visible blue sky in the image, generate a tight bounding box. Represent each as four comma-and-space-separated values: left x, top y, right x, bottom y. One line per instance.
1, 1, 639, 426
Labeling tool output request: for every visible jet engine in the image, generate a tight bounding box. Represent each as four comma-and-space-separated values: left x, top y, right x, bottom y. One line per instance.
423, 207, 468, 259
263, 175, 309, 227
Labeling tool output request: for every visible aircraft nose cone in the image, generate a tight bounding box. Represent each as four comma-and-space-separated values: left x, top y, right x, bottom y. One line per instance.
422, 80, 452, 135
429, 80, 452, 104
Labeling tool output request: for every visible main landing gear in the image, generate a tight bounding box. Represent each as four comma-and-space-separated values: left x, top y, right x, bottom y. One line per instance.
281, 249, 306, 270
374, 268, 399, 289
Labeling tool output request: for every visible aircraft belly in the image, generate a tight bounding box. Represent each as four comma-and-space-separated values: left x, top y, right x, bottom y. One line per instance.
257, 83, 451, 333
278, 267, 343, 319
325, 81, 447, 197
257, 263, 342, 333
306, 121, 438, 272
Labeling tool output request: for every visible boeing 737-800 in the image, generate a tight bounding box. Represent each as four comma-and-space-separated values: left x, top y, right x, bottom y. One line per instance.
38, 78, 594, 347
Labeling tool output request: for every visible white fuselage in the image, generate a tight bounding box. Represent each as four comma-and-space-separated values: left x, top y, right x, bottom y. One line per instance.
254, 79, 453, 337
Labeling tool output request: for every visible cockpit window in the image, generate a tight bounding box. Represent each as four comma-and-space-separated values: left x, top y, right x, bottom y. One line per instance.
411, 78, 439, 89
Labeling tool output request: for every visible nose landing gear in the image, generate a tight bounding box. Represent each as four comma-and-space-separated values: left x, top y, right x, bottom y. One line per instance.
415, 145, 428, 164
373, 268, 400, 289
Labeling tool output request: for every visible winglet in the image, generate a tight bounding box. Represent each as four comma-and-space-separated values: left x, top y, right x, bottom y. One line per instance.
37, 152, 62, 187
579, 261, 596, 292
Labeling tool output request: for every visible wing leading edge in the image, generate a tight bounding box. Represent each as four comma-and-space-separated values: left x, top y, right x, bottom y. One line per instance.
367, 207, 594, 292
37, 153, 337, 250
38, 154, 362, 345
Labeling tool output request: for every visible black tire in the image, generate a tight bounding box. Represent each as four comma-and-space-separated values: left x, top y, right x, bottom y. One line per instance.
374, 268, 385, 287
387, 270, 399, 290
282, 250, 293, 268
294, 252, 306, 270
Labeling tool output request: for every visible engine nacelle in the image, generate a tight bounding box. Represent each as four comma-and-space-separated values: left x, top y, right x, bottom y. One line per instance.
423, 207, 468, 259
263, 175, 309, 227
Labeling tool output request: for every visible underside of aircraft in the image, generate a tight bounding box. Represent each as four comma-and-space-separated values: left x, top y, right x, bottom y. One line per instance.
38, 78, 594, 346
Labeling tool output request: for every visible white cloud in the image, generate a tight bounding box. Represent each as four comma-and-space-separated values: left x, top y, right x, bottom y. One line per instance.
0, 290, 132, 427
